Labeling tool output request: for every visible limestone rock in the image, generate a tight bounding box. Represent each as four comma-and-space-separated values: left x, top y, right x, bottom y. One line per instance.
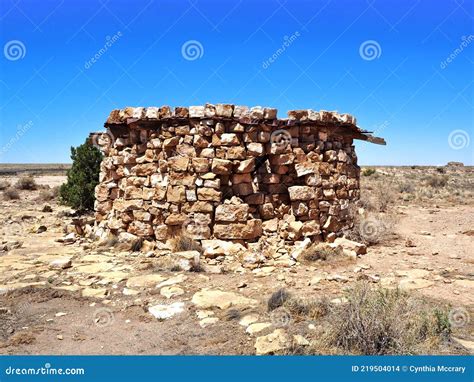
255, 329, 290, 355
149, 302, 185, 320
191, 289, 257, 309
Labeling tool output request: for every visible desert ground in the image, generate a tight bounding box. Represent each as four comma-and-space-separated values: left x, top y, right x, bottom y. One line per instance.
0, 164, 473, 355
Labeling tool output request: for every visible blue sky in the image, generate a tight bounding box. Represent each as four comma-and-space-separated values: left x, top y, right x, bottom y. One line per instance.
0, 0, 473, 165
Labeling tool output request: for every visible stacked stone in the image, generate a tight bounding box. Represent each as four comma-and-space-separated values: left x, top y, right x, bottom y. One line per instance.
93, 104, 362, 246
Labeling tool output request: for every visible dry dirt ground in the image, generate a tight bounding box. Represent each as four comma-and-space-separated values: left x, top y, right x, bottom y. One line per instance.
0, 165, 473, 355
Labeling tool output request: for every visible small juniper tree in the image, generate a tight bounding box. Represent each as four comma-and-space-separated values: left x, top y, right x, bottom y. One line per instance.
60, 139, 102, 211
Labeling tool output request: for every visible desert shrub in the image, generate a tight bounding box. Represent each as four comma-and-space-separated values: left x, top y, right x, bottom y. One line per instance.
0, 180, 10, 190
3, 187, 20, 200
301, 243, 343, 262
398, 182, 414, 194
15, 176, 37, 190
361, 168, 376, 177
59, 140, 102, 211
344, 212, 395, 245
373, 186, 395, 212
131, 237, 144, 252
170, 233, 203, 254
189, 259, 205, 272
327, 283, 451, 354
426, 175, 448, 188
36, 186, 59, 202
283, 295, 331, 321
267, 289, 291, 311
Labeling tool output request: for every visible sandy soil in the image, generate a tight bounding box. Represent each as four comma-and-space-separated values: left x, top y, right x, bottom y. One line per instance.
0, 169, 472, 355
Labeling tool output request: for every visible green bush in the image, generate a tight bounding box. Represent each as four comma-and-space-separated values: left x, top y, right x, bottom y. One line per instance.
59, 140, 102, 211
362, 168, 376, 177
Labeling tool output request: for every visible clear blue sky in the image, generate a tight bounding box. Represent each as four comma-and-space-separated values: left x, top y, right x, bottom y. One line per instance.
0, 0, 473, 165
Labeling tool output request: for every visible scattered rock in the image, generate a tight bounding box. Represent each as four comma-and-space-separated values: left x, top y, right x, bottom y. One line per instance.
148, 302, 185, 320
399, 278, 434, 290
452, 337, 474, 354
126, 274, 167, 289
160, 286, 184, 299
42, 205, 53, 213
191, 289, 257, 309
239, 314, 259, 327
246, 322, 272, 335
293, 334, 310, 346
156, 274, 187, 288
326, 274, 349, 283
199, 317, 219, 328
334, 237, 367, 255
255, 329, 290, 355
405, 237, 416, 247
81, 287, 107, 298
196, 310, 214, 319
49, 257, 72, 270
36, 225, 47, 234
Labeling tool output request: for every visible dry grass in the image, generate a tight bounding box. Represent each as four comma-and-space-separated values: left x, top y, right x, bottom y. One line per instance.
300, 243, 345, 263
170, 233, 203, 254
2, 188, 20, 200
360, 166, 474, 206
267, 289, 291, 311
35, 186, 59, 202
0, 180, 10, 190
344, 210, 395, 245
325, 283, 451, 355
425, 175, 448, 188
278, 283, 453, 355
15, 176, 37, 190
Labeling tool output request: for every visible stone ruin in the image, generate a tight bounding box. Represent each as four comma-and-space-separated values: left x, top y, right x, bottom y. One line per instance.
91, 104, 385, 259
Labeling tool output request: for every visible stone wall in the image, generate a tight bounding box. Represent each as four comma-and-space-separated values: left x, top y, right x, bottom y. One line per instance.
93, 104, 383, 247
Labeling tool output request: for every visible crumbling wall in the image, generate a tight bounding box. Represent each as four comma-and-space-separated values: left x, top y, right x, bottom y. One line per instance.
93, 104, 362, 246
